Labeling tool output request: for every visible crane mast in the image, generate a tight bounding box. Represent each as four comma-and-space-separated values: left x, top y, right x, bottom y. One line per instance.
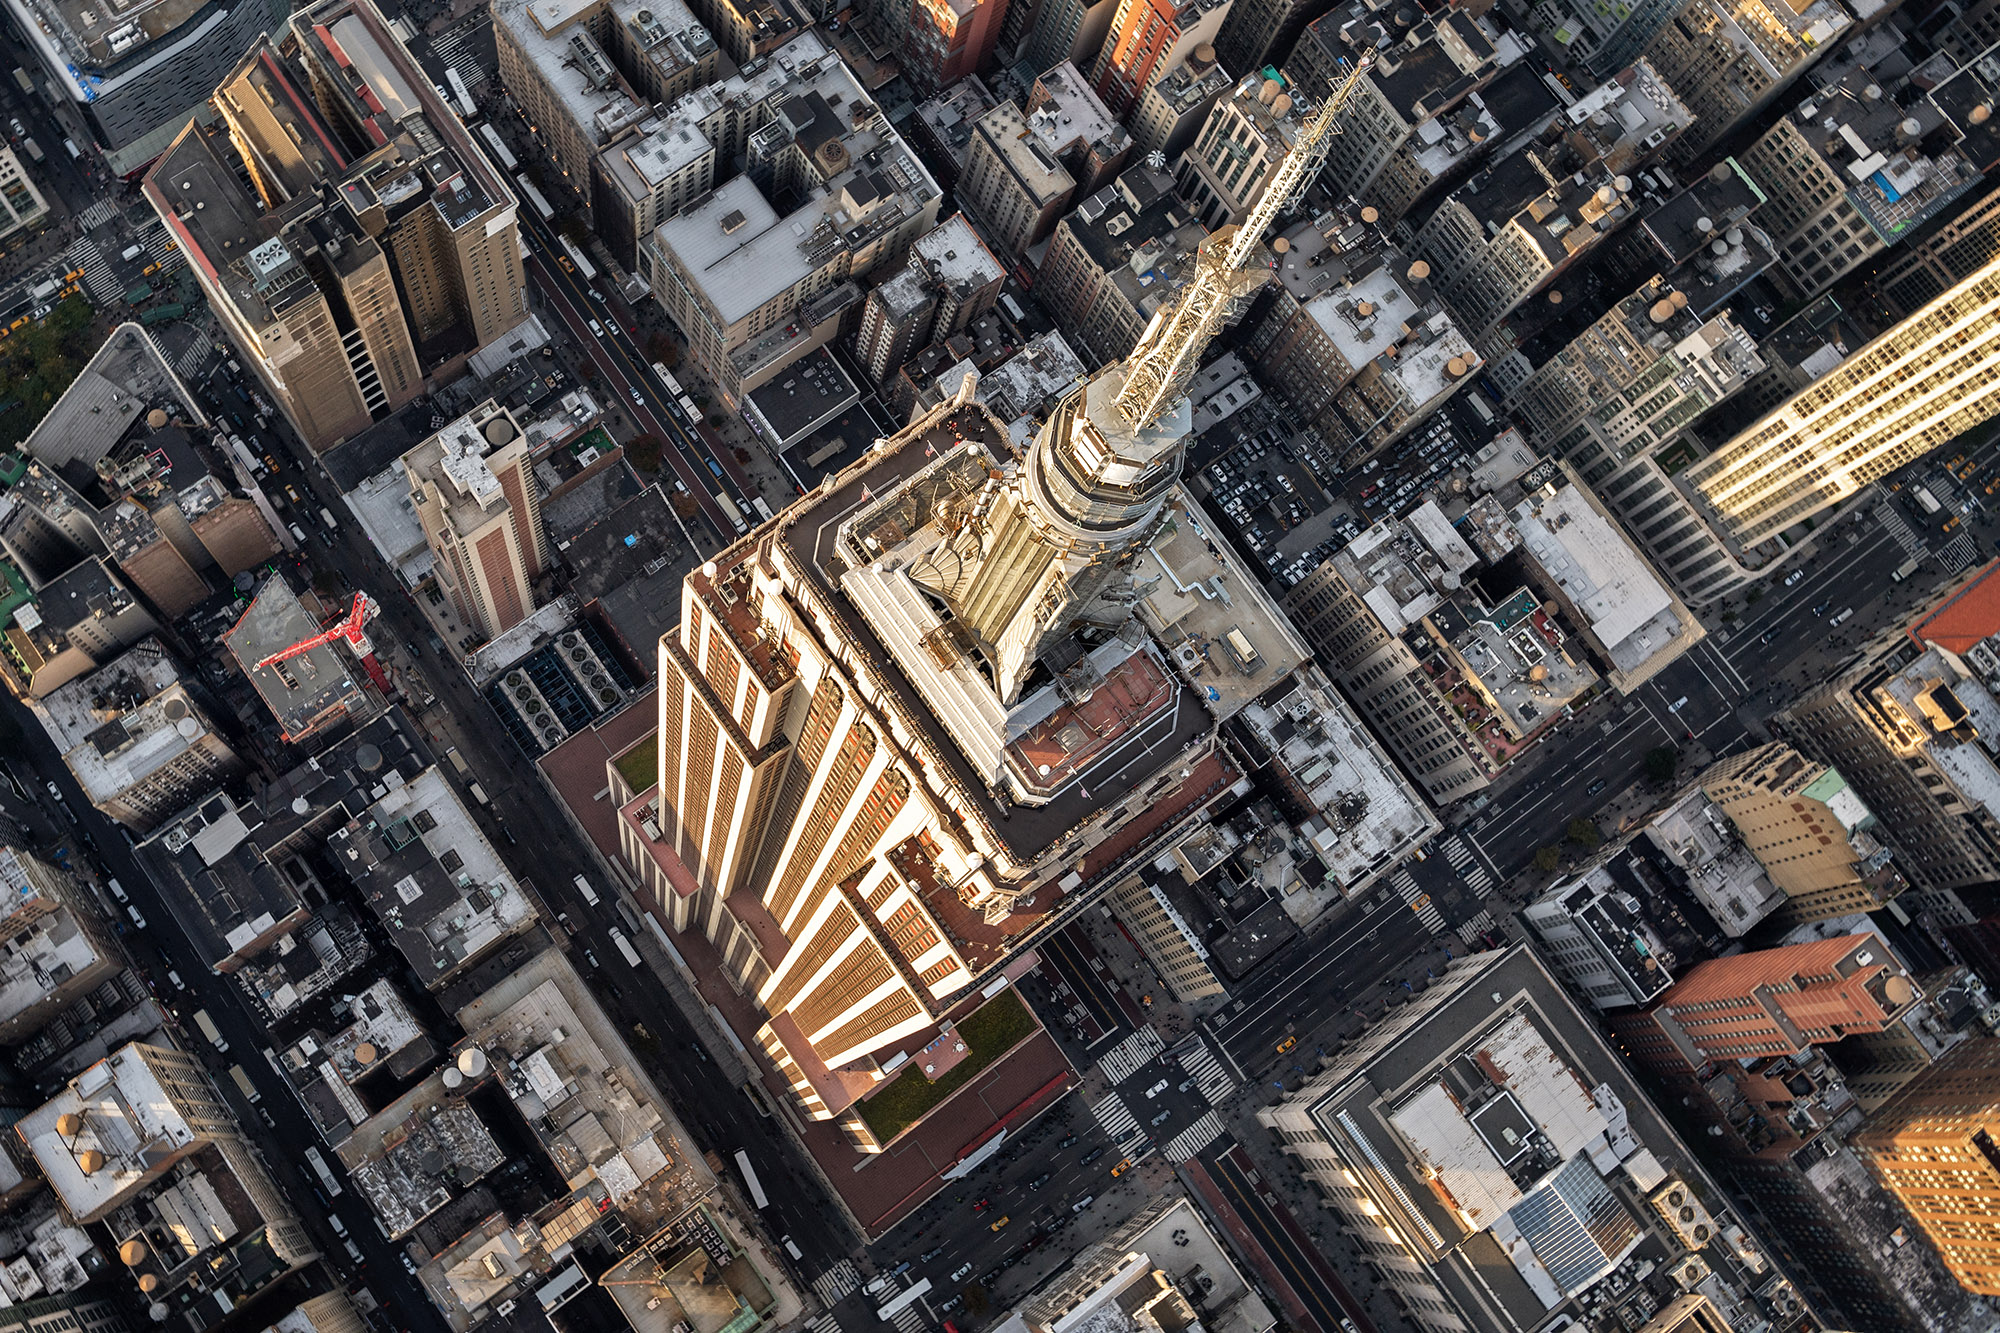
1113, 52, 1378, 431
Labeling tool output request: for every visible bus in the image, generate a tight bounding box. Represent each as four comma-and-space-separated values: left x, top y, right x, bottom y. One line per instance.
304, 1146, 344, 1198
559, 234, 597, 281
609, 927, 642, 967
515, 174, 554, 222
478, 123, 518, 172
734, 1149, 769, 1209
653, 363, 683, 398
445, 68, 478, 121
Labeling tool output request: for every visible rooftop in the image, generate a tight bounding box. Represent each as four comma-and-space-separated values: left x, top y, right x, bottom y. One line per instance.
1640, 790, 1784, 936
975, 332, 1087, 431
744, 346, 860, 449
401, 402, 530, 539
1636, 162, 1774, 317
1511, 476, 1698, 688
338, 1071, 507, 1238
329, 767, 538, 989
31, 641, 233, 811
1067, 167, 1208, 331
489, 0, 648, 148
1559, 60, 1690, 165
0, 890, 111, 1033
912, 75, 998, 173
21, 324, 202, 475
17, 1044, 210, 1221
1429, 589, 1598, 738
972, 102, 1073, 209
1526, 863, 1676, 1005
1332, 500, 1482, 635
223, 577, 370, 741
913, 212, 1004, 294
1027, 61, 1126, 161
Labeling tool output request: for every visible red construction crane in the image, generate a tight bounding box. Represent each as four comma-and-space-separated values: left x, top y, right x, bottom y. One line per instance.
256, 591, 392, 694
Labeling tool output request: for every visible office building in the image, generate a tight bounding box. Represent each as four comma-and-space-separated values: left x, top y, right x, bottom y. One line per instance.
1853, 1038, 2000, 1297
402, 400, 548, 640
958, 63, 1129, 260
491, 0, 719, 218
30, 641, 244, 833
1090, 0, 1232, 140
900, 0, 1007, 94
1259, 943, 1815, 1333
1735, 31, 1994, 303
1686, 250, 2000, 553
223, 576, 372, 745
1697, 743, 1900, 922
145, 0, 528, 454
1638, 786, 1786, 935
1523, 861, 1677, 1009
854, 213, 1005, 383
639, 37, 941, 405
0, 845, 121, 1047
16, 1043, 241, 1224
1610, 932, 1917, 1076
1175, 71, 1308, 230
0, 0, 290, 176
1636, 0, 1871, 168
0, 558, 159, 700
1411, 145, 1636, 339
1036, 165, 1210, 364
0, 146, 49, 241
0, 1299, 126, 1333
1872, 179, 2000, 319
1781, 562, 2000, 909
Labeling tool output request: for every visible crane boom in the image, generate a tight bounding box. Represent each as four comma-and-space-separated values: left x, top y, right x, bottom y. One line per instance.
1114, 53, 1378, 431
256, 591, 378, 669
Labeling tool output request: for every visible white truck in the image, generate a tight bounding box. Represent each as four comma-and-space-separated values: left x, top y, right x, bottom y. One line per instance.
193, 1009, 230, 1053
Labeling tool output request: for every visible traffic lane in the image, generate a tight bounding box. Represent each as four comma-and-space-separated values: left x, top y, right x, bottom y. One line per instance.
1221, 916, 1433, 1076
1723, 524, 1903, 658
523, 250, 733, 537
1210, 892, 1420, 1067
1035, 927, 1130, 1036
1204, 1146, 1374, 1333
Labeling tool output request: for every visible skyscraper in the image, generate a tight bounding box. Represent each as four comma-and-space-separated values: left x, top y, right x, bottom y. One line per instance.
401, 401, 548, 639
145, 0, 527, 453
1853, 1038, 2000, 1296
1697, 743, 1900, 923
1685, 251, 2000, 551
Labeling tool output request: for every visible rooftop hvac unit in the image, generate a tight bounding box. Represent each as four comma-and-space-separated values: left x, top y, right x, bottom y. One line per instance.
1648, 1178, 1716, 1251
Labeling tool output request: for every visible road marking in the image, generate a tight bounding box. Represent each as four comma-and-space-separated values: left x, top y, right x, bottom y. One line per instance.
1091, 1092, 1142, 1145
811, 1260, 860, 1306
1097, 1026, 1166, 1084
1175, 1037, 1237, 1104
1440, 835, 1494, 895
1390, 868, 1447, 933
1696, 638, 1749, 695
1215, 895, 1408, 1042
1162, 1111, 1227, 1162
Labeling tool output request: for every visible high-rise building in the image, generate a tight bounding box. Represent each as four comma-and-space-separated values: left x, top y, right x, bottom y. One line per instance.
1522, 860, 1678, 1009
853, 214, 1005, 383
1734, 31, 1995, 304
1853, 1038, 2000, 1296
1781, 561, 2000, 912
16, 1043, 243, 1223
1609, 932, 1917, 1076
31, 641, 245, 832
1028, 0, 1121, 75
639, 35, 941, 404
900, 0, 1008, 95
0, 558, 159, 700
1870, 179, 2000, 320
1, 0, 291, 176
0, 1297, 127, 1333
1036, 165, 1211, 364
1131, 42, 1230, 159
0, 147, 49, 242
223, 576, 372, 745
1089, 0, 1232, 135
1697, 743, 1902, 923
958, 64, 1129, 260
1175, 71, 1308, 230
145, 0, 528, 454
1684, 249, 2000, 553
1209, 0, 1328, 76
0, 845, 121, 1046
402, 400, 548, 640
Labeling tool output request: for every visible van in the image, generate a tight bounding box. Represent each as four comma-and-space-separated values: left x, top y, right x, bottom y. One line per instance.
782, 1236, 803, 1260
1829, 607, 1854, 627
107, 877, 129, 903
589, 319, 605, 337
318, 506, 338, 532
289, 522, 308, 544
466, 782, 490, 806
121, 243, 145, 262
1891, 558, 1921, 583
573, 874, 601, 906
328, 1214, 348, 1238
342, 1237, 365, 1267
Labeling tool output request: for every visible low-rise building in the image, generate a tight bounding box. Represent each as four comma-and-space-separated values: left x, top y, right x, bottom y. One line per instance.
30, 642, 243, 833
0, 558, 158, 700
1259, 943, 1814, 1333
0, 846, 121, 1047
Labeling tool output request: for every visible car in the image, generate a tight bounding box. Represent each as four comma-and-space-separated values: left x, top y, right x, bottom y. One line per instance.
583, 948, 600, 969
920, 1246, 945, 1263
1111, 1158, 1133, 1177
127, 904, 147, 929
285, 484, 302, 504
46, 781, 63, 801
989, 1216, 1010, 1232
688, 1041, 710, 1062
589, 319, 605, 336
1056, 1133, 1078, 1149
1760, 627, 1780, 644
1785, 569, 1806, 587
556, 911, 576, 935
1028, 1173, 1051, 1190
1276, 1036, 1297, 1055
1586, 778, 1607, 796
950, 1263, 973, 1283
1072, 1195, 1095, 1213
631, 387, 644, 404
937, 1297, 963, 1315
1150, 1110, 1171, 1126
167, 969, 185, 991
1079, 1146, 1106, 1165
400, 1253, 418, 1275
971, 1198, 991, 1212
1144, 1079, 1169, 1098
1813, 601, 1831, 616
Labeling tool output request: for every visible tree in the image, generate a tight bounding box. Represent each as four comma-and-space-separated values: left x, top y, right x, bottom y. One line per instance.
1534, 846, 1562, 873
646, 333, 679, 367
626, 433, 663, 472
1566, 818, 1601, 848
1644, 746, 1680, 784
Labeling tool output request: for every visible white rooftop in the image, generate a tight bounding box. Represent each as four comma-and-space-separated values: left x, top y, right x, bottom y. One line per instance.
977, 332, 1086, 425
491, 0, 647, 145
32, 647, 227, 806
1306, 264, 1423, 373
1334, 501, 1481, 635
1641, 790, 1783, 936
914, 213, 1003, 290
19, 1045, 209, 1220
618, 116, 713, 187
0, 895, 108, 1031
1511, 483, 1675, 657
1028, 62, 1125, 154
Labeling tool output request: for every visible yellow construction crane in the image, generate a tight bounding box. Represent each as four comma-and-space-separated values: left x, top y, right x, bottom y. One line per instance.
1113, 51, 1379, 432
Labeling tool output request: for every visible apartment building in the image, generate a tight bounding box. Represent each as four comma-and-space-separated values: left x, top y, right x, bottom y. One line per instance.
0, 146, 48, 242
959, 63, 1129, 259
0, 558, 159, 699
595, 112, 720, 270
900, 0, 1007, 95
1035, 165, 1209, 364
1027, 0, 1120, 72
1130, 39, 1230, 157
853, 213, 1005, 383
640, 37, 941, 403
145, 0, 527, 453
402, 400, 548, 640
1735, 32, 1993, 302
1698, 743, 1901, 923
1089, 0, 1233, 140
1210, 0, 1327, 74
1175, 71, 1307, 229
0, 845, 122, 1046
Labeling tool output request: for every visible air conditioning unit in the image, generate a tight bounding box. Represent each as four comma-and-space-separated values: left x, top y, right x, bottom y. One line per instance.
1649, 1178, 1716, 1251
1667, 1255, 1709, 1290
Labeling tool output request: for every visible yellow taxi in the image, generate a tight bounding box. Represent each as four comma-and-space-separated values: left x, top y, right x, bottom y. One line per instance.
989, 1215, 1010, 1232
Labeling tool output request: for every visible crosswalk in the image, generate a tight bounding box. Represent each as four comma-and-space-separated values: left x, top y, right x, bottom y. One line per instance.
68, 238, 119, 303
1457, 908, 1497, 948
811, 1260, 860, 1306
807, 1315, 842, 1333
886, 1299, 927, 1333
1160, 1111, 1226, 1163
1391, 868, 1448, 934
75, 200, 120, 231
1940, 529, 1979, 576
1091, 1092, 1141, 1145
1174, 1037, 1236, 1105
1874, 498, 1929, 563
1098, 1026, 1165, 1084
173, 328, 211, 378
432, 20, 493, 93
1440, 835, 1495, 894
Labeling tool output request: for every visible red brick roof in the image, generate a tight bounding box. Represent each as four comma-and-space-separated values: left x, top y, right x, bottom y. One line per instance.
1911, 560, 2000, 655
1661, 934, 1873, 1005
